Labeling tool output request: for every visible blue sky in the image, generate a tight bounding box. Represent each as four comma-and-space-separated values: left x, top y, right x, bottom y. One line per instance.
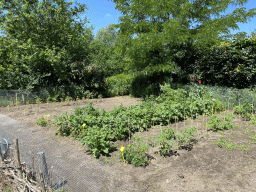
1, 0, 256, 43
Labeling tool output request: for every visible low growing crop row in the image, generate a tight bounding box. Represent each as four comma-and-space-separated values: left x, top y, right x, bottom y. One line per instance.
36, 83, 256, 167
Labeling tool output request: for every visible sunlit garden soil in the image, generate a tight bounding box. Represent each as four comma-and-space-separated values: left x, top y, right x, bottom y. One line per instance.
1, 84, 256, 192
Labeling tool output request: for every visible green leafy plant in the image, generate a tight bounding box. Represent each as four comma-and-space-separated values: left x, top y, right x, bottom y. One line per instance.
153, 127, 177, 156
175, 127, 197, 149
153, 126, 197, 156
187, 79, 211, 100
233, 99, 254, 120
36, 114, 50, 127
36, 118, 48, 127
119, 136, 152, 167
81, 125, 116, 158
204, 113, 239, 132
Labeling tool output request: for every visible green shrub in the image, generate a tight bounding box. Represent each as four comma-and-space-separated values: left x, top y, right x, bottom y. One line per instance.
105, 73, 133, 97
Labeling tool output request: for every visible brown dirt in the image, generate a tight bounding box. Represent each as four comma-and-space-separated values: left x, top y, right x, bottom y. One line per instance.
1, 95, 256, 191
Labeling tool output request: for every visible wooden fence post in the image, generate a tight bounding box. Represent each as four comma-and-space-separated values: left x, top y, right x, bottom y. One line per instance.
13, 138, 23, 179
1, 138, 54, 191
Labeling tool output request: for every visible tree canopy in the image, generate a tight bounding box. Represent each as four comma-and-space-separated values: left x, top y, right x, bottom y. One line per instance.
107, 0, 256, 77
93, 23, 118, 47
87, 23, 126, 77
0, 0, 97, 93
1, 0, 256, 97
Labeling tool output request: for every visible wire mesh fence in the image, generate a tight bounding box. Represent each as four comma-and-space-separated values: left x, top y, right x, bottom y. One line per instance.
0, 115, 147, 192
1, 138, 65, 192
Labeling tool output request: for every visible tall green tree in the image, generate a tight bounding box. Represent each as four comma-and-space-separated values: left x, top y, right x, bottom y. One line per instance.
87, 23, 120, 77
93, 23, 118, 47
107, 0, 256, 79
0, 0, 96, 93
88, 22, 142, 77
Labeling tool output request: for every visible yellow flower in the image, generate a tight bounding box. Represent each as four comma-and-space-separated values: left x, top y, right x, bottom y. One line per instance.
120, 145, 126, 163
44, 114, 50, 125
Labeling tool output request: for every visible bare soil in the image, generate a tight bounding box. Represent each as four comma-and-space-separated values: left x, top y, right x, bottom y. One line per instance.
1, 95, 256, 191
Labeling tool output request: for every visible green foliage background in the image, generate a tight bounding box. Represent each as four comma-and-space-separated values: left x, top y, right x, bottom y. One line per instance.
0, 0, 256, 101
